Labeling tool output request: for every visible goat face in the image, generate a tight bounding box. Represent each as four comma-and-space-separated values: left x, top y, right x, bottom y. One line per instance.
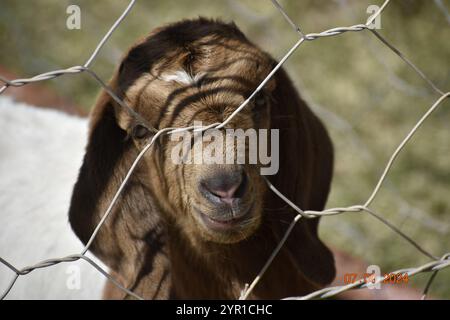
116, 26, 277, 244
69, 19, 336, 297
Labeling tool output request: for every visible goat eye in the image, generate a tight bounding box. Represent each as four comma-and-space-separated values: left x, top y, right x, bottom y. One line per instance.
132, 124, 150, 139
254, 93, 267, 109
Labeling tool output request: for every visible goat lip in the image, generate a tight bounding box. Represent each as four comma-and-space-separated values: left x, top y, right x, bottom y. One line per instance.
201, 214, 246, 231
196, 204, 253, 231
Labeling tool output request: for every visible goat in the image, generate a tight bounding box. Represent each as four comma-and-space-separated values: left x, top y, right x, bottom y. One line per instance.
68, 18, 336, 299
0, 98, 425, 300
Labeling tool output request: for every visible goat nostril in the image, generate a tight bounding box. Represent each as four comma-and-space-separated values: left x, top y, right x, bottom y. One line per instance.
201, 172, 247, 204
209, 188, 238, 205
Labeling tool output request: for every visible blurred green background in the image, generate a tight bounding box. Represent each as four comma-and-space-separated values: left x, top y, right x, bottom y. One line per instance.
0, 0, 449, 297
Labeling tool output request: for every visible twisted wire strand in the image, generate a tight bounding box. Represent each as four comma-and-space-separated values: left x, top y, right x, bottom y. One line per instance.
284, 253, 450, 300
0, 254, 143, 300
434, 0, 450, 25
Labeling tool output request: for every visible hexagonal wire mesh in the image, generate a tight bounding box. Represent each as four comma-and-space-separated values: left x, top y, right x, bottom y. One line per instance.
0, 0, 449, 300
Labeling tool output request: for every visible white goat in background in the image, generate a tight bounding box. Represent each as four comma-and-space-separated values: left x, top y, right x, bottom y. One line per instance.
0, 96, 105, 299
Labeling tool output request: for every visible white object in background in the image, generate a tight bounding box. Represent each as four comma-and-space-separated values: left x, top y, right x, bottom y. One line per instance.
0, 96, 106, 300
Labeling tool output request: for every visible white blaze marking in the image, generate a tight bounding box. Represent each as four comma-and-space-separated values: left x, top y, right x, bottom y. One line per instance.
161, 70, 204, 85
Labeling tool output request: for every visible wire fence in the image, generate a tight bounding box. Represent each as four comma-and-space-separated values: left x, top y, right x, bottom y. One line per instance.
0, 0, 449, 300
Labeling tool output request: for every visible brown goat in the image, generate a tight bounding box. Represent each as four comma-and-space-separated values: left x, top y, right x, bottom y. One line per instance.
68, 18, 335, 299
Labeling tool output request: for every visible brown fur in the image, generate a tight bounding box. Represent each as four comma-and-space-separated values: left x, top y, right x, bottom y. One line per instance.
68, 18, 335, 299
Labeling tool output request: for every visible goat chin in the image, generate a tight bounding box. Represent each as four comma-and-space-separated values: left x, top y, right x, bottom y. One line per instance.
0, 96, 105, 300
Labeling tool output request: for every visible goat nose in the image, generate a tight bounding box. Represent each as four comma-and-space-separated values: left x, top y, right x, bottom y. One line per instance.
201, 171, 247, 205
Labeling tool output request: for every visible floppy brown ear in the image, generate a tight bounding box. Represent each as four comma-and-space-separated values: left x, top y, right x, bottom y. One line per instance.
68, 83, 170, 298
267, 67, 336, 287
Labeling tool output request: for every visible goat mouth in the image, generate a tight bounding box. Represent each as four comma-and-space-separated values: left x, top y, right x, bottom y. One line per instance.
195, 203, 254, 232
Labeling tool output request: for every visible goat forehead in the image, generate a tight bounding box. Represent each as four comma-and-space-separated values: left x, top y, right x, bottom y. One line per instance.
124, 73, 249, 124
124, 42, 273, 122
154, 37, 269, 78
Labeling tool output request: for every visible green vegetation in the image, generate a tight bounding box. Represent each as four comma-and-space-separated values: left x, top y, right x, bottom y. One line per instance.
1, 0, 449, 297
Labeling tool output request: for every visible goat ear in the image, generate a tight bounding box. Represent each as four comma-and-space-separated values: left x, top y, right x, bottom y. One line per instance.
268, 67, 336, 287
68, 86, 169, 291
69, 88, 128, 251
